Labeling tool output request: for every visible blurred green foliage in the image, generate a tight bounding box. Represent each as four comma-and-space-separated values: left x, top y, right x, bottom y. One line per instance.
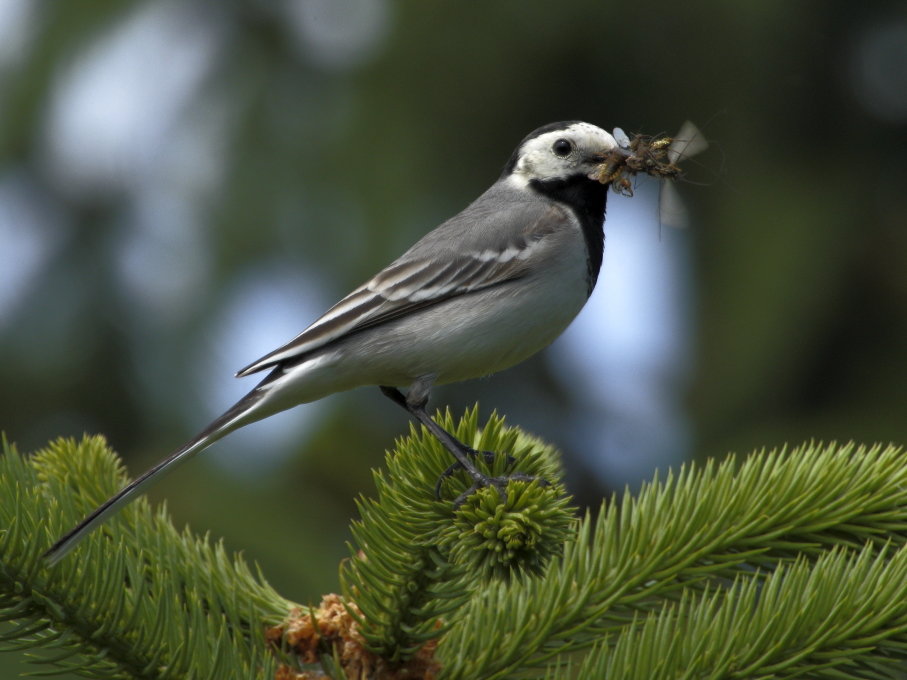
1, 1, 906, 676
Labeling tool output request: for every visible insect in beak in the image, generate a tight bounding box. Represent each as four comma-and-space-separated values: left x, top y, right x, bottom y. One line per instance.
590, 121, 706, 199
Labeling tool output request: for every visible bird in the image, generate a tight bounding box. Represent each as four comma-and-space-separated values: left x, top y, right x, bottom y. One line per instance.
44, 120, 621, 565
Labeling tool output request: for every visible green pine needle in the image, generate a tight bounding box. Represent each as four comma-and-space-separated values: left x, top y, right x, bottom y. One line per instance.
0, 435, 292, 679
4, 423, 907, 680
569, 543, 907, 679
440, 441, 907, 679
441, 479, 574, 581
339, 406, 574, 663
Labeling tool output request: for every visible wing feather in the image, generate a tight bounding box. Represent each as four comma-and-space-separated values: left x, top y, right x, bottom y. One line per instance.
235, 199, 569, 377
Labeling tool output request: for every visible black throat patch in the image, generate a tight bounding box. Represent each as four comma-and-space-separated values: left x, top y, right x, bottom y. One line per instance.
529, 176, 608, 294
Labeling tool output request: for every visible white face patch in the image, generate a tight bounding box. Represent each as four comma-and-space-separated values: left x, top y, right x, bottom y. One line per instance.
511, 122, 618, 185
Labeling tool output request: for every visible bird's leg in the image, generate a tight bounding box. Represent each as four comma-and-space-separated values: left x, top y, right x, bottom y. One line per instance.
380, 386, 490, 485
379, 386, 534, 503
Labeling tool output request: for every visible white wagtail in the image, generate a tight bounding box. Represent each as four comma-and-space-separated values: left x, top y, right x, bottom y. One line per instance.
44, 121, 621, 564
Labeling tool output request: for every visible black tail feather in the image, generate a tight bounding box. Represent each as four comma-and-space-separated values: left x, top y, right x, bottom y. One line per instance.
43, 389, 266, 565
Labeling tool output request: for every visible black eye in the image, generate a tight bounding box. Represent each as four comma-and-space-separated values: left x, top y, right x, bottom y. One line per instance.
552, 138, 573, 157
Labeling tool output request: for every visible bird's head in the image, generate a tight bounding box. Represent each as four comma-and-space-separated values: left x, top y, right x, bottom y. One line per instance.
502, 121, 619, 187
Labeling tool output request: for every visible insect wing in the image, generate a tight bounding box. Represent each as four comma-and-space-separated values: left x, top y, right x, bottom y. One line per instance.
612, 126, 631, 151
658, 120, 709, 229
667, 120, 708, 164
657, 179, 689, 229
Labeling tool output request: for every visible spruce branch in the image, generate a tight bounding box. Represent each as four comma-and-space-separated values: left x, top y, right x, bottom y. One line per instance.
440, 442, 907, 679
566, 542, 907, 679
334, 407, 573, 665
5, 420, 907, 680
0, 435, 292, 679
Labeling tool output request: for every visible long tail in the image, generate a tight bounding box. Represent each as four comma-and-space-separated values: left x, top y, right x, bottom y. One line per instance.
43, 387, 271, 566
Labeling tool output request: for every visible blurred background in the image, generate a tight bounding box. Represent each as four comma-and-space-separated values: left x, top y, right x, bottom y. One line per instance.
2, 1, 907, 670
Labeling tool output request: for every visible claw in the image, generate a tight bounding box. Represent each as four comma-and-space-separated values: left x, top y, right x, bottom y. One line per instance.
434, 447, 549, 504
434, 448, 517, 499
378, 386, 550, 507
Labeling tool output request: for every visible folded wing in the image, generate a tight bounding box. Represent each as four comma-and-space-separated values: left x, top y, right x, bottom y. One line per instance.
236, 200, 567, 377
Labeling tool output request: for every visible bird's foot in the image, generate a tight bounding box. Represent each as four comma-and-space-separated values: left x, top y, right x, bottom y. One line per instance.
434, 448, 548, 504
